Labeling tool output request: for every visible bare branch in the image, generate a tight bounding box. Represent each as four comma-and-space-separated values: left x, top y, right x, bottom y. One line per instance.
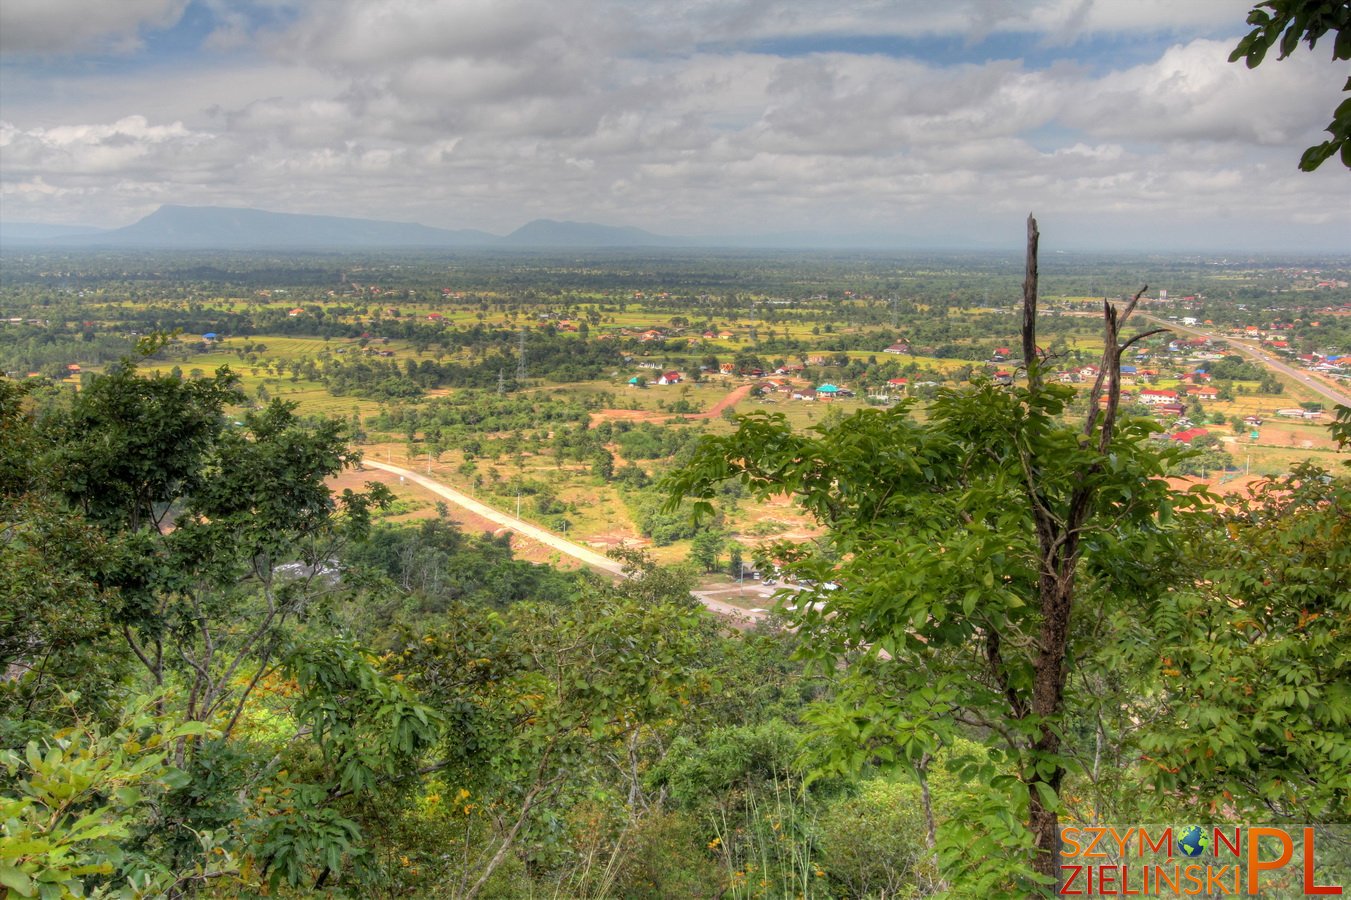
1021, 215, 1041, 389
1119, 328, 1170, 356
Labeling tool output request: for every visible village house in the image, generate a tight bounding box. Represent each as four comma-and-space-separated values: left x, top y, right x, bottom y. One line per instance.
1099, 392, 1135, 408
1139, 389, 1179, 406
1170, 428, 1210, 444
883, 342, 910, 354
657, 371, 682, 385
1186, 386, 1220, 400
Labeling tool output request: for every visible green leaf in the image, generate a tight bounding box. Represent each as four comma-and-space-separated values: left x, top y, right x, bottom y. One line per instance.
0, 864, 37, 897
1032, 780, 1060, 813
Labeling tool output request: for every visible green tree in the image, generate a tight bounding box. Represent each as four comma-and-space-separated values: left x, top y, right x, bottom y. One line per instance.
727, 544, 744, 580
0, 705, 226, 898
667, 217, 1194, 891
387, 554, 715, 899
1141, 454, 1351, 820
1231, 0, 1351, 170
3, 357, 439, 893
690, 529, 724, 573
591, 448, 616, 481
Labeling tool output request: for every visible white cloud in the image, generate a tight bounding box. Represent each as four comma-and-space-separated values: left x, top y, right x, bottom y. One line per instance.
1066, 39, 1342, 146
0, 0, 188, 54
0, 0, 1347, 249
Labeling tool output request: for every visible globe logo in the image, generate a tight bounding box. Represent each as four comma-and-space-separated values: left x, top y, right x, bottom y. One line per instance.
1176, 825, 1210, 858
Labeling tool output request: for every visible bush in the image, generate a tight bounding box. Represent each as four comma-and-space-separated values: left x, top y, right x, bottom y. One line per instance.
818, 779, 932, 898
611, 811, 725, 899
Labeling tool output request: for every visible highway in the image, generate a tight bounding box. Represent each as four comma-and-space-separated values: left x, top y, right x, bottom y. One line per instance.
1142, 315, 1350, 409
362, 460, 768, 624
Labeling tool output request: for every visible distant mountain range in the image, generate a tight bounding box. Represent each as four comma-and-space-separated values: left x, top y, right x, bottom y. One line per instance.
0, 205, 690, 251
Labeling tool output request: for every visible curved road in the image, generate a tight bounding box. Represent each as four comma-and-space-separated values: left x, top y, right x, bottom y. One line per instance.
362, 460, 764, 624
1143, 314, 1350, 408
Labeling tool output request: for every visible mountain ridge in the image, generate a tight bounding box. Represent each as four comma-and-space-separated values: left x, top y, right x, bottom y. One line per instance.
2, 206, 689, 251
0, 204, 1006, 251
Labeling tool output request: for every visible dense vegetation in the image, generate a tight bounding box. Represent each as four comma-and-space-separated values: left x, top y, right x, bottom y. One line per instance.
1, 243, 1349, 897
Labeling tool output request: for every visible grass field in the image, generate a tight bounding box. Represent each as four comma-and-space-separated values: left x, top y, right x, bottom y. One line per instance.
56, 290, 1342, 576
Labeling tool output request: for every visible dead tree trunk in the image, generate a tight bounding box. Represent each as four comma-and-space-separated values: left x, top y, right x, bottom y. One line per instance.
1017, 214, 1166, 888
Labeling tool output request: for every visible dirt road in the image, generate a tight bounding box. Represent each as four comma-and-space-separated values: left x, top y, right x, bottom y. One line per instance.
362, 460, 765, 624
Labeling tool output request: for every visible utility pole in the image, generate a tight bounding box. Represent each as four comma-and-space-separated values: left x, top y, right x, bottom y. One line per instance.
497, 367, 506, 395
516, 327, 527, 384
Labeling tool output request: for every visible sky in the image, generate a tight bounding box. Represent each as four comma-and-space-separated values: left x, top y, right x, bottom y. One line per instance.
1, 0, 1349, 252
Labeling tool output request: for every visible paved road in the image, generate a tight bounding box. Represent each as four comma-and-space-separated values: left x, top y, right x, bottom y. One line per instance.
1143, 315, 1350, 408
362, 460, 765, 625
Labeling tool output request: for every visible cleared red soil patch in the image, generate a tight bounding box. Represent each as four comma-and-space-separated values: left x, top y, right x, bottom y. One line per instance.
591, 383, 756, 426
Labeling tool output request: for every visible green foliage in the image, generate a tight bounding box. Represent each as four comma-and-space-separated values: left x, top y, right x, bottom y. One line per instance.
690, 529, 725, 572
666, 370, 1200, 890
341, 519, 579, 626
610, 811, 725, 899
653, 721, 820, 900
1167, 445, 1235, 477
817, 778, 932, 898
1141, 463, 1351, 820
629, 489, 719, 545
1230, 0, 1351, 170
1205, 354, 1265, 381
0, 705, 223, 899
0, 359, 456, 894
383, 559, 719, 896
42, 360, 243, 532
285, 638, 441, 797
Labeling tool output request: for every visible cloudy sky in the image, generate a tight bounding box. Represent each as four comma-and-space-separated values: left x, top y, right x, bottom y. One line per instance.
1, 0, 1348, 251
